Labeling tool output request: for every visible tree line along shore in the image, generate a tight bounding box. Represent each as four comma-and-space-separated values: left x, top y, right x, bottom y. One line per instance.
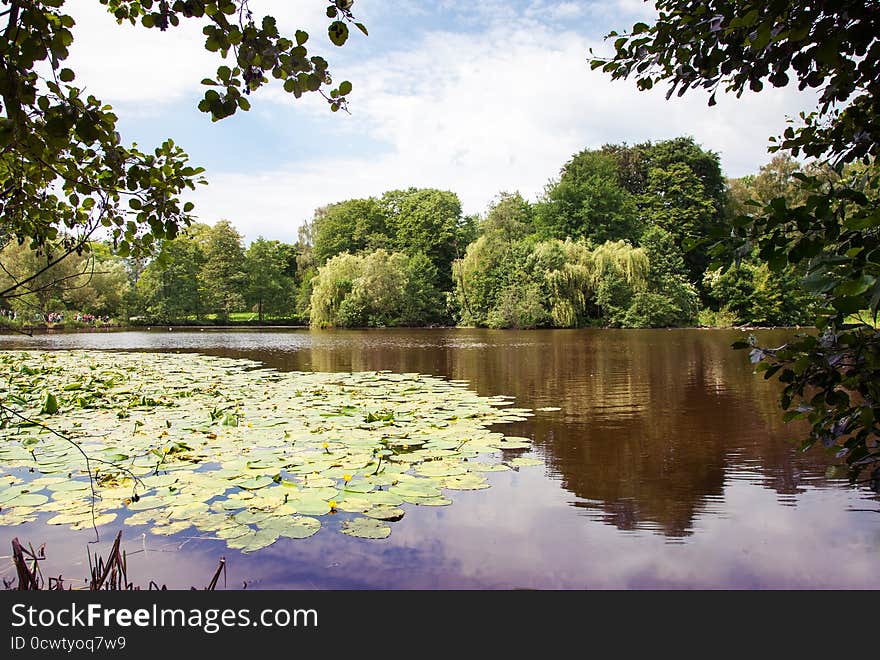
2, 138, 866, 331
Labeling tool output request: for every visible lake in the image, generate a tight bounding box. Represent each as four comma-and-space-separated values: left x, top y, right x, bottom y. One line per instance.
1, 327, 878, 589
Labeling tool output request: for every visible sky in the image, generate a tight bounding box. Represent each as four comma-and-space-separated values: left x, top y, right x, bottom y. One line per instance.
64, 0, 821, 245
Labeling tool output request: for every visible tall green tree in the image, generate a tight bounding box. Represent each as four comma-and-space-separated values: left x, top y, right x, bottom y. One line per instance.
400, 252, 445, 326
641, 162, 718, 283
135, 228, 206, 322
453, 234, 533, 327
381, 188, 466, 291
63, 244, 130, 318
312, 198, 389, 264
535, 149, 641, 243
199, 220, 245, 322
292, 220, 318, 320
481, 192, 534, 243
594, 0, 880, 488
634, 225, 700, 327
244, 238, 295, 321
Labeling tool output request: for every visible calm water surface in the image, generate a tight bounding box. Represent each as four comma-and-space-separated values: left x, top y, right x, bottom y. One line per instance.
1, 328, 878, 589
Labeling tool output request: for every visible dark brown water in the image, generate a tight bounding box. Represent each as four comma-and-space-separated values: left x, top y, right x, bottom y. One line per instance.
2, 328, 878, 589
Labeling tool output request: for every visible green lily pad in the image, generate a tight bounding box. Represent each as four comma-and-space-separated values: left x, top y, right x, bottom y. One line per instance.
261, 516, 320, 539
289, 496, 332, 516
467, 462, 511, 473
341, 517, 392, 539
10, 493, 50, 507
440, 474, 490, 491
342, 480, 374, 494
415, 462, 467, 477
495, 441, 531, 450
226, 530, 280, 553
363, 505, 405, 521
402, 496, 452, 506
236, 475, 275, 490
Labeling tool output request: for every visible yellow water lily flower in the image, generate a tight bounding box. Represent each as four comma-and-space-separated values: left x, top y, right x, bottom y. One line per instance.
328, 500, 337, 510
343, 474, 352, 483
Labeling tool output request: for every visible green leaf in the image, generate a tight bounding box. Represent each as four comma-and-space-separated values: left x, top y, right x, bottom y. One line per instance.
328, 21, 349, 47
41, 392, 59, 415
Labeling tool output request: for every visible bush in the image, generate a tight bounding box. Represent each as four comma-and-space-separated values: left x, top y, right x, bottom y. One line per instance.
623, 292, 680, 327
310, 250, 444, 328
697, 307, 740, 328
486, 284, 548, 329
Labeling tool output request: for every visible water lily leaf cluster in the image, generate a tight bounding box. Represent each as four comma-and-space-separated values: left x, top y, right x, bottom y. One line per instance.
0, 351, 545, 551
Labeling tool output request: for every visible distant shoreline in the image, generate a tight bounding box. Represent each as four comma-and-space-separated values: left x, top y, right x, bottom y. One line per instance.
1, 323, 815, 334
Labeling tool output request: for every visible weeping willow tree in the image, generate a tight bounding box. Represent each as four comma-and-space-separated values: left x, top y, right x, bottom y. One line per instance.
309, 250, 413, 328
591, 241, 649, 291
536, 240, 593, 327
531, 239, 648, 327
309, 252, 362, 328
452, 233, 534, 326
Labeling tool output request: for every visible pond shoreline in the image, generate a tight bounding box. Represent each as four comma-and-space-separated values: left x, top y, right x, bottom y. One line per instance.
2, 322, 810, 335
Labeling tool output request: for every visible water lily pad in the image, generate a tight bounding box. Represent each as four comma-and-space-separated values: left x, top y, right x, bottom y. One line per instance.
226, 530, 280, 553
390, 481, 443, 498
467, 462, 511, 473
236, 475, 275, 490
358, 490, 404, 506
495, 441, 531, 450
363, 505, 405, 521
415, 462, 468, 477
342, 480, 373, 494
440, 474, 490, 491
216, 524, 253, 540
151, 520, 192, 535
10, 493, 50, 507
0, 486, 27, 504
72, 512, 117, 529
261, 516, 320, 539
289, 496, 332, 516
403, 496, 452, 506
46, 480, 92, 492
341, 517, 391, 539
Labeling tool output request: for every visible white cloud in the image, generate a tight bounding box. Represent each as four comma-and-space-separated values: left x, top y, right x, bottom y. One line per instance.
60, 2, 823, 244
63, 0, 352, 110
190, 20, 820, 243
64, 2, 213, 108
